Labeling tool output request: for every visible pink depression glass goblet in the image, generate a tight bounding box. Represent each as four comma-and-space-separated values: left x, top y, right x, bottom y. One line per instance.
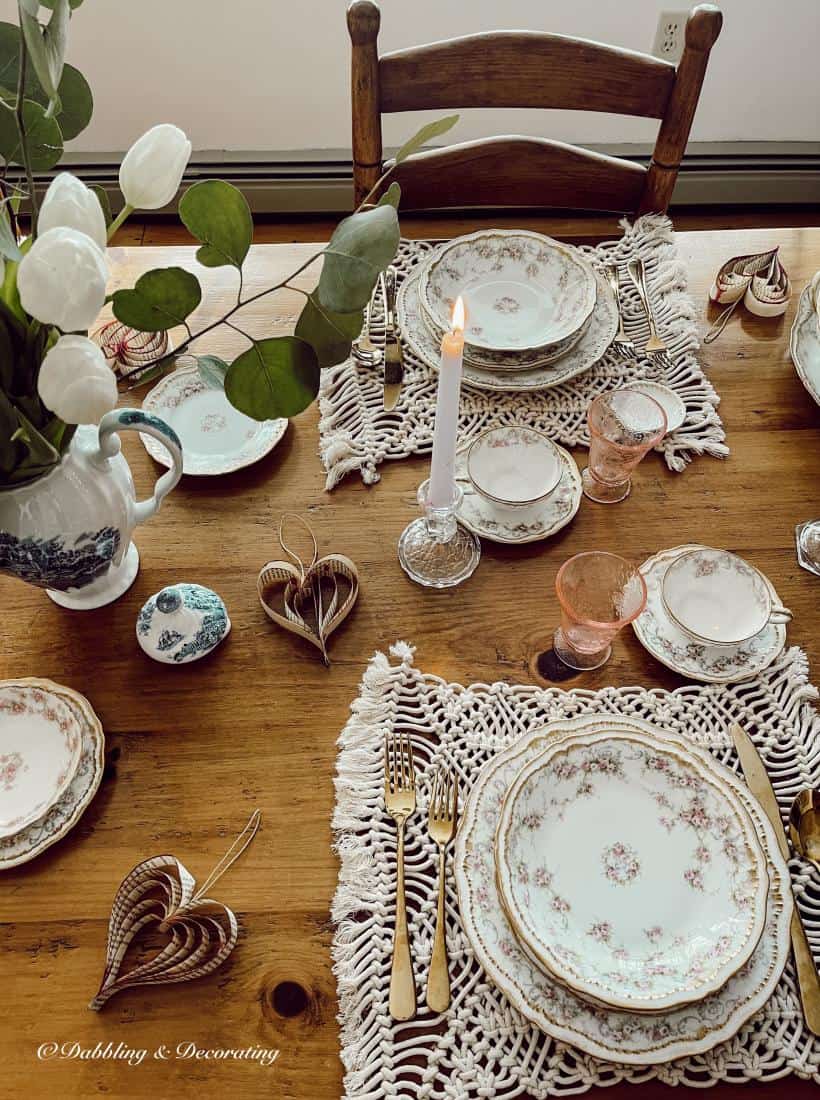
583, 390, 667, 504
553, 552, 648, 671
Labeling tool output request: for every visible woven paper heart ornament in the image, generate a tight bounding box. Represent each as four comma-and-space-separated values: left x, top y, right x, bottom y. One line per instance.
90, 812, 259, 1010
257, 514, 359, 666
705, 246, 790, 343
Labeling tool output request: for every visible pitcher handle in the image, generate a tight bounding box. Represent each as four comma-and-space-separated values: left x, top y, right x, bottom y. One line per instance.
94, 408, 184, 526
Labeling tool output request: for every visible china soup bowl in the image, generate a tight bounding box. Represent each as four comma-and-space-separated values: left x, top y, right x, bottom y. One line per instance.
466, 426, 562, 511
661, 547, 792, 646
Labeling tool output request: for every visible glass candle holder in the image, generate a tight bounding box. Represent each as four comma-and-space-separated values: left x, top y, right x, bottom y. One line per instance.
398, 478, 481, 589
553, 551, 647, 670
583, 390, 667, 504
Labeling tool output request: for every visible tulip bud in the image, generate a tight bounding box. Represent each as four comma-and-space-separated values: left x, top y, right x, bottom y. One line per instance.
119, 124, 192, 210
18, 227, 108, 332
38, 173, 107, 250
37, 335, 118, 425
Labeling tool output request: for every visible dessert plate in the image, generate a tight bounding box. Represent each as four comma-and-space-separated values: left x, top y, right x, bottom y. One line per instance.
141, 363, 288, 476
0, 678, 104, 868
790, 281, 820, 407
455, 443, 581, 544
398, 262, 618, 393
496, 728, 767, 1014
0, 682, 83, 838
420, 230, 597, 352
632, 544, 786, 683
454, 713, 792, 1066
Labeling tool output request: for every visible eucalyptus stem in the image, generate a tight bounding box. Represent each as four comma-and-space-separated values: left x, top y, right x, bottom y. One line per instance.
14, 8, 39, 233
116, 248, 325, 383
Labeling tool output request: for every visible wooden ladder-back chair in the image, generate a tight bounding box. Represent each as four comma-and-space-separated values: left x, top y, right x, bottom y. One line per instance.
347, 2, 722, 214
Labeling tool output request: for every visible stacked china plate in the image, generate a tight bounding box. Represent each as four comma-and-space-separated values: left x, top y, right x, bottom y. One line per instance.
396, 230, 620, 392
455, 714, 793, 1065
0, 678, 105, 869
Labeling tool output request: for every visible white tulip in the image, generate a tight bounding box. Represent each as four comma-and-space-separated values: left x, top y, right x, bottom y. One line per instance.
38, 172, 107, 250
17, 227, 108, 331
37, 335, 118, 425
119, 124, 192, 210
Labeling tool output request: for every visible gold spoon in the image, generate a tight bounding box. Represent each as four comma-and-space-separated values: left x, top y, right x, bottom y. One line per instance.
789, 788, 820, 868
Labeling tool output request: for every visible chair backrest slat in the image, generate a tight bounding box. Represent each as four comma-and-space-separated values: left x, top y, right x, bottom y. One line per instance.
379, 32, 677, 119
391, 137, 647, 213
347, 1, 723, 214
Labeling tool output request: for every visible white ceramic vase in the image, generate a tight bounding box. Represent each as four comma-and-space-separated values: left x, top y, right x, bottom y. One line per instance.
0, 408, 183, 610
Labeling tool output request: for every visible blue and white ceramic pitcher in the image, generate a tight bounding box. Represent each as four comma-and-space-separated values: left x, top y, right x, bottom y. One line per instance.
0, 408, 183, 610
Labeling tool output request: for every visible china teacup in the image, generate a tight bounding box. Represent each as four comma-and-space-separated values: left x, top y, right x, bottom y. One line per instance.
661, 547, 792, 647
466, 426, 562, 511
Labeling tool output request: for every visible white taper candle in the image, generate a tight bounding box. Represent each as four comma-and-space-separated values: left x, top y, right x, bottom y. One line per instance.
428, 296, 465, 509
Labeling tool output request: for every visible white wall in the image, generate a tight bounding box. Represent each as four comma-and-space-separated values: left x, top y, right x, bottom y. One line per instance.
2, 0, 818, 154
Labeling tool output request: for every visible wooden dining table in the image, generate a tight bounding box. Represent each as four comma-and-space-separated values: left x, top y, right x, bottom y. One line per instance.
2, 223, 819, 1100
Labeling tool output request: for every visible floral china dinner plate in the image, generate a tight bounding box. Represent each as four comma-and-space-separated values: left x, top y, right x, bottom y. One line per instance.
0, 682, 84, 838
419, 230, 597, 352
632, 544, 786, 683
495, 728, 768, 1014
454, 713, 792, 1066
397, 261, 618, 393
789, 281, 820, 407
141, 362, 288, 476
455, 443, 582, 545
0, 679, 104, 870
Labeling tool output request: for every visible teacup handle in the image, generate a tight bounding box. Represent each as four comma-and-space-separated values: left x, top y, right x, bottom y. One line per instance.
94, 408, 184, 525
769, 604, 793, 625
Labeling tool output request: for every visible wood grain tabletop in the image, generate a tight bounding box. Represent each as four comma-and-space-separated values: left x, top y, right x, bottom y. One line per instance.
1, 225, 818, 1100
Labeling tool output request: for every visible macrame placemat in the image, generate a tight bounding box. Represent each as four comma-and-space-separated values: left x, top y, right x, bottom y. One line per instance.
319, 215, 728, 490
332, 643, 820, 1099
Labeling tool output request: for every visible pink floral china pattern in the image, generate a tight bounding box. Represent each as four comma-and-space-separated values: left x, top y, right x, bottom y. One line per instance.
633, 544, 787, 683
0, 682, 83, 838
454, 714, 793, 1065
496, 729, 768, 1013
420, 230, 597, 352
0, 679, 104, 869
141, 362, 288, 476
397, 261, 618, 394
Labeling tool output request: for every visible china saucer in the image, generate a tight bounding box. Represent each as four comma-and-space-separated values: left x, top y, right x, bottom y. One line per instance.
632, 544, 786, 683
621, 381, 686, 432
0, 678, 104, 870
0, 682, 83, 838
141, 363, 288, 476
455, 441, 581, 544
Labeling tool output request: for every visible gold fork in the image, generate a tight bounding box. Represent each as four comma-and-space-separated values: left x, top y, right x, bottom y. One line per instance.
426, 768, 457, 1013
384, 730, 417, 1021
604, 264, 635, 354
626, 257, 668, 355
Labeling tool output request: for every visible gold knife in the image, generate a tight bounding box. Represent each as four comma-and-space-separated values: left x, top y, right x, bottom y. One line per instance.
381, 267, 403, 412
729, 722, 820, 1034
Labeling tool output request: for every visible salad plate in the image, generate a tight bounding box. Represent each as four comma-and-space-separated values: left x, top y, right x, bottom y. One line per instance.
420, 230, 597, 353
455, 442, 581, 544
495, 727, 768, 1014
790, 280, 820, 408
0, 679, 104, 869
0, 681, 83, 838
454, 713, 792, 1066
141, 363, 288, 476
632, 545, 786, 683
398, 262, 618, 393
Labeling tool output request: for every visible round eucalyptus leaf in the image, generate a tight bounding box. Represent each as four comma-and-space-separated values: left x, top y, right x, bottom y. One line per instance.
376, 181, 401, 208
0, 98, 63, 169
196, 353, 229, 389
179, 180, 253, 269
0, 25, 92, 141
111, 267, 202, 332
318, 204, 399, 314
295, 291, 362, 369
225, 337, 319, 421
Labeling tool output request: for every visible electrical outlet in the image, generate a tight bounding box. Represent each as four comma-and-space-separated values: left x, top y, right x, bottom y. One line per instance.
652, 11, 688, 63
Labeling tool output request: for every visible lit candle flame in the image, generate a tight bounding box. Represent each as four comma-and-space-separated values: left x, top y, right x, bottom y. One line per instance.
452, 295, 465, 334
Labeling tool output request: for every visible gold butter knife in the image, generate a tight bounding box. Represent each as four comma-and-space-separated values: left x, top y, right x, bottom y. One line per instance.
729, 722, 820, 1034
381, 267, 403, 412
